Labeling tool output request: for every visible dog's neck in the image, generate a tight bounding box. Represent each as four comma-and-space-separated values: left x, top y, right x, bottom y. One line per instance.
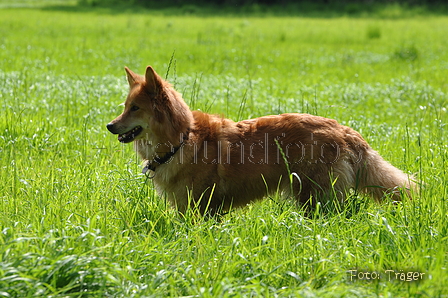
141, 128, 190, 174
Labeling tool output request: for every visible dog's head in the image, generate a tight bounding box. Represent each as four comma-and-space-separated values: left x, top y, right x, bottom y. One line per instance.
107, 66, 191, 146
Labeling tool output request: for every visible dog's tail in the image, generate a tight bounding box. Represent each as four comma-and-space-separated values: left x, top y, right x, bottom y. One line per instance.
357, 148, 416, 201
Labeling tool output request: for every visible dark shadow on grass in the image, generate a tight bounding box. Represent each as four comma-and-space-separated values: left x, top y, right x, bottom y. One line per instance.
40, 2, 448, 18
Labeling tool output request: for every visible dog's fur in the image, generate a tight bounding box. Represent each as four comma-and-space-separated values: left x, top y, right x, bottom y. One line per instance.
107, 66, 414, 215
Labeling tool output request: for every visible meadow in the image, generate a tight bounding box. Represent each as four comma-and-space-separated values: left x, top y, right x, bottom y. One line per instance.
0, 2, 447, 297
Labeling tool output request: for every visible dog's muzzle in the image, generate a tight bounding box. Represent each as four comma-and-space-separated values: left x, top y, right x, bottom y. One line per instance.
106, 123, 143, 143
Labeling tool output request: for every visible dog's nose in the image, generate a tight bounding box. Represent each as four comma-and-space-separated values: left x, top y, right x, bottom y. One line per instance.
106, 123, 115, 133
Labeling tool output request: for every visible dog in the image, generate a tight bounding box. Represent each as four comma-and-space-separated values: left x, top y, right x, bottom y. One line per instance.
107, 66, 414, 215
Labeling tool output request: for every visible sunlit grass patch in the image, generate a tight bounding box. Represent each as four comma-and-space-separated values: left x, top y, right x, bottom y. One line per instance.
0, 5, 447, 297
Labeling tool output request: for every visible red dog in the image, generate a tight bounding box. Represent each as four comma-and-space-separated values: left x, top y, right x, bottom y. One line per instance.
107, 66, 414, 215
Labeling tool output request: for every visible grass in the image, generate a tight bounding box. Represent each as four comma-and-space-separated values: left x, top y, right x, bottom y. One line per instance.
0, 2, 447, 297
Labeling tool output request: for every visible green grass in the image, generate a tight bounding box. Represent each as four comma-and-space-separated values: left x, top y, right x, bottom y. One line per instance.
1, 3, 447, 297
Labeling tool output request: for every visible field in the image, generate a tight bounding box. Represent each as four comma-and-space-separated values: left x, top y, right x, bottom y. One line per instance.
1, 1, 447, 297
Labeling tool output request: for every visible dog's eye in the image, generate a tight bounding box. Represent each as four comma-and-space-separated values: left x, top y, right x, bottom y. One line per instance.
130, 105, 140, 111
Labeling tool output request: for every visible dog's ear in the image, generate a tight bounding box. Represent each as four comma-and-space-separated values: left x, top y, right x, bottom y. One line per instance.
145, 66, 163, 94
124, 67, 139, 86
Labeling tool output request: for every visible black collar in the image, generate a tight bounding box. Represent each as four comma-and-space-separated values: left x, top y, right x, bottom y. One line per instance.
142, 129, 190, 174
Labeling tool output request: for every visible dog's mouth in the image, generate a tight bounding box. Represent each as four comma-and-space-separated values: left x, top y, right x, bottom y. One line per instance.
118, 126, 143, 143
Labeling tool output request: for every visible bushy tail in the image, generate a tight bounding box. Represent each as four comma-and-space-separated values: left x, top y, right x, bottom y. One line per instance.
358, 149, 415, 201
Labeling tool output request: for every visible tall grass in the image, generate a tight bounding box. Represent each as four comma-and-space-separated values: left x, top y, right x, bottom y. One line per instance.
0, 4, 447, 297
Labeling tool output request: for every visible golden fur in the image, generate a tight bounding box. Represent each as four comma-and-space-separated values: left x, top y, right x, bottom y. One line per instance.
107, 66, 414, 215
